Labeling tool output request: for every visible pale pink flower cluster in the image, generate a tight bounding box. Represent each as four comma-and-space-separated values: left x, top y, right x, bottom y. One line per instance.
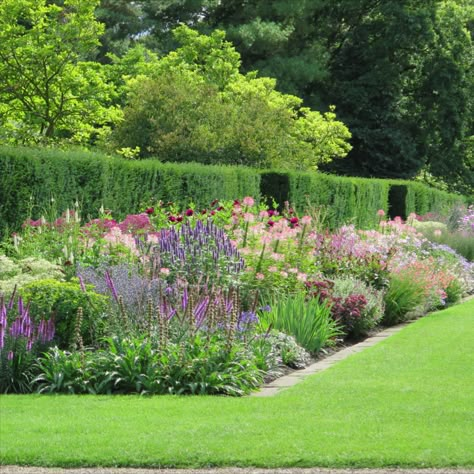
103, 226, 139, 256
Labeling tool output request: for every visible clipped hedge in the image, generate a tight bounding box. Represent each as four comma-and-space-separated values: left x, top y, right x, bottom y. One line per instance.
286, 172, 391, 229
0, 146, 260, 237
260, 171, 391, 229
0, 146, 466, 237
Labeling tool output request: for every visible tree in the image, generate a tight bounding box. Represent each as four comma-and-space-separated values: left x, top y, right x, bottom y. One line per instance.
0, 0, 120, 144
113, 26, 351, 169
206, 0, 473, 191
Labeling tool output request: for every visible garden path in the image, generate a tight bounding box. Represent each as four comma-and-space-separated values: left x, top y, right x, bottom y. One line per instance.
2, 467, 474, 474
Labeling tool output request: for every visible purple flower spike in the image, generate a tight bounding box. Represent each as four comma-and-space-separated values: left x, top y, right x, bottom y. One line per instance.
78, 274, 86, 293
182, 286, 188, 311
105, 270, 119, 302
0, 302, 7, 350
7, 286, 17, 310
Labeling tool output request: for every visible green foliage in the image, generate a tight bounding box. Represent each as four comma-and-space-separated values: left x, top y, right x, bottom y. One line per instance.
0, 338, 37, 394
382, 274, 426, 326
0, 255, 64, 295
113, 26, 351, 169
445, 278, 464, 304
204, 0, 473, 193
284, 171, 391, 229
0, 0, 120, 145
417, 225, 474, 262
260, 294, 341, 354
0, 146, 260, 238
34, 334, 265, 396
331, 278, 385, 338
404, 181, 466, 217
19, 279, 109, 348
0, 146, 466, 238
259, 331, 311, 369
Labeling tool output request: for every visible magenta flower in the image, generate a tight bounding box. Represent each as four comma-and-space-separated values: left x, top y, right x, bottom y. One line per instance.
118, 213, 151, 233
185, 209, 194, 217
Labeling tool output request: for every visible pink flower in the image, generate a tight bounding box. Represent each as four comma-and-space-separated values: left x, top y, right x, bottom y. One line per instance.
147, 234, 160, 244
301, 215, 312, 226
160, 268, 170, 276
289, 268, 298, 274
434, 229, 442, 237
297, 273, 308, 282
256, 273, 265, 280
243, 212, 255, 223
280, 271, 288, 278
118, 213, 151, 233
243, 196, 255, 207
268, 266, 278, 273
377, 209, 386, 217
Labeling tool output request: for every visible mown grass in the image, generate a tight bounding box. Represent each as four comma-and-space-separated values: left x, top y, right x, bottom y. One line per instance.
1, 299, 473, 469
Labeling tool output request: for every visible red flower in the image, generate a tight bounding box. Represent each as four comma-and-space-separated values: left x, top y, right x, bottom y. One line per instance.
201, 209, 207, 215
168, 215, 177, 222
268, 210, 277, 217
211, 210, 216, 216
145, 207, 154, 215
176, 215, 183, 222
217, 206, 224, 211
267, 220, 275, 227
185, 209, 194, 217
290, 217, 299, 226
233, 200, 240, 206
211, 199, 219, 207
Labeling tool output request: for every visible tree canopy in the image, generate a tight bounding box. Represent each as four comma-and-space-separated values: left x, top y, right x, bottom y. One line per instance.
113, 26, 352, 169
0, 0, 120, 144
1, 0, 472, 192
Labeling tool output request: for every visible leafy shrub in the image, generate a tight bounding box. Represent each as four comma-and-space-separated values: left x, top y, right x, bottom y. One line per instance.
19, 279, 108, 349
262, 331, 312, 369
382, 273, 426, 326
34, 334, 264, 396
0, 255, 64, 295
259, 294, 341, 353
445, 278, 464, 305
305, 278, 384, 338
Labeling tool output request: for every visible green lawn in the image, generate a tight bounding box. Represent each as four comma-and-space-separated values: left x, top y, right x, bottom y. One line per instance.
1, 299, 473, 469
